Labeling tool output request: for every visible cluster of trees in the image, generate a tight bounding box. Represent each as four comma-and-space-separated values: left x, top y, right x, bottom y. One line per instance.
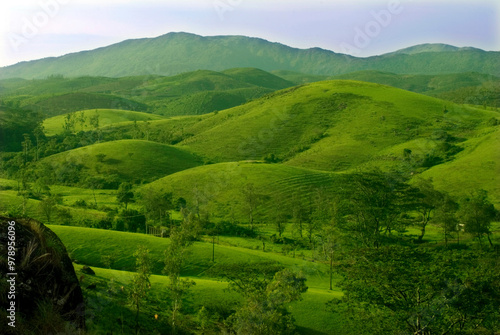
236, 173, 497, 251
331, 247, 500, 335
130, 244, 308, 335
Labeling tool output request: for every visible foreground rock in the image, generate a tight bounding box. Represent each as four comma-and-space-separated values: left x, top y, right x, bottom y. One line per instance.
0, 216, 85, 334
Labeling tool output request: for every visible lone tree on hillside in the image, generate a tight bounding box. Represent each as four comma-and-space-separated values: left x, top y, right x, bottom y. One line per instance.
241, 183, 266, 230
164, 227, 195, 334
459, 190, 497, 247
117, 182, 134, 209
209, 262, 308, 334
413, 178, 443, 242
129, 246, 151, 335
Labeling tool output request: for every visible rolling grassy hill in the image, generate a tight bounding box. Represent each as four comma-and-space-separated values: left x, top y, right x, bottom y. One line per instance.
41, 140, 204, 184
43, 109, 165, 136
1, 32, 498, 79
177, 80, 497, 169
20, 92, 150, 117
0, 68, 295, 117
331, 71, 500, 107
141, 161, 340, 220
421, 126, 500, 205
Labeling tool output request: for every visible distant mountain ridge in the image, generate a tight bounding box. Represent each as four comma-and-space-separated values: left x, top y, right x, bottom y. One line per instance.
0, 32, 499, 79
390, 43, 484, 55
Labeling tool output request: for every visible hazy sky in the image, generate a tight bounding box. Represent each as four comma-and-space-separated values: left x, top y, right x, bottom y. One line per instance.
0, 0, 498, 67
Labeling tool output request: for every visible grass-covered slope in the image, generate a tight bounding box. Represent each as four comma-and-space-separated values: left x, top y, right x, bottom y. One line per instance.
222, 68, 294, 90
43, 109, 165, 136
141, 161, 340, 219
421, 126, 500, 206
332, 71, 500, 107
41, 140, 204, 183
0, 68, 296, 117
178, 80, 496, 171
48, 225, 330, 284
21, 92, 150, 117
47, 225, 341, 334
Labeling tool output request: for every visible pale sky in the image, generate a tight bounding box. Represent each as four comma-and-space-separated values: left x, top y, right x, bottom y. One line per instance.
0, 0, 498, 67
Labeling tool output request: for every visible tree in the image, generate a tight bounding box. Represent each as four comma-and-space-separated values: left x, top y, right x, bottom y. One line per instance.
163, 227, 195, 334
21, 133, 33, 165
272, 193, 289, 238
85, 176, 104, 207
89, 111, 100, 143
38, 195, 57, 223
334, 246, 500, 334
290, 192, 308, 238
320, 196, 346, 290
413, 178, 443, 242
434, 194, 458, 246
459, 190, 497, 247
116, 182, 134, 209
341, 171, 413, 248
307, 187, 330, 247
118, 209, 146, 233
63, 112, 76, 134
129, 246, 151, 335
77, 110, 87, 130
139, 188, 173, 228
209, 262, 307, 334
241, 183, 265, 230
33, 124, 45, 162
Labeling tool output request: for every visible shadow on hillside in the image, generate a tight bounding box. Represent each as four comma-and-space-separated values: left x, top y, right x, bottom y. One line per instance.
296, 326, 330, 335
104, 158, 122, 165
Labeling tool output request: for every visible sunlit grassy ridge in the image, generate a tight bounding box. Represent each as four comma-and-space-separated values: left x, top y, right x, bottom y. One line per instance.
421, 126, 500, 206
41, 140, 204, 183
177, 80, 496, 170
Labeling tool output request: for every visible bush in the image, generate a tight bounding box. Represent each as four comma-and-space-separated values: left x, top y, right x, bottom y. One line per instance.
206, 221, 257, 237
73, 199, 87, 208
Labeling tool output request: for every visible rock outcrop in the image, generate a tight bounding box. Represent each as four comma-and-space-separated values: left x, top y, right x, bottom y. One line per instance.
0, 216, 85, 334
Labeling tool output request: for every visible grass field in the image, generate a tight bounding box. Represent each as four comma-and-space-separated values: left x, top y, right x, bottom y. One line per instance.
48, 225, 341, 334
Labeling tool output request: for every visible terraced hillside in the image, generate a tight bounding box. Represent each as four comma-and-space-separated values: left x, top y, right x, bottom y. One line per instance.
142, 162, 341, 220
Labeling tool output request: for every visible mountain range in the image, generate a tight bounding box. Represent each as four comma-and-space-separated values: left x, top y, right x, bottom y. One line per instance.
1, 32, 499, 79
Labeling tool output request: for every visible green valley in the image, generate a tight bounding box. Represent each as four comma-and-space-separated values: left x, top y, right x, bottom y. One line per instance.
1, 33, 499, 335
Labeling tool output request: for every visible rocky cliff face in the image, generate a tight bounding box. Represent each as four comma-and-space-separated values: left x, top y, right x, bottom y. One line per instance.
0, 216, 85, 334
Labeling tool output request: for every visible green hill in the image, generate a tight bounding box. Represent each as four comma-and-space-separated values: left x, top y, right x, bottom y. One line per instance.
142, 161, 340, 220
43, 109, 165, 136
0, 68, 296, 117
177, 80, 496, 170
41, 140, 204, 185
1, 33, 498, 79
128, 69, 286, 116
331, 71, 500, 107
20, 92, 149, 117
222, 68, 294, 90
420, 126, 500, 206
